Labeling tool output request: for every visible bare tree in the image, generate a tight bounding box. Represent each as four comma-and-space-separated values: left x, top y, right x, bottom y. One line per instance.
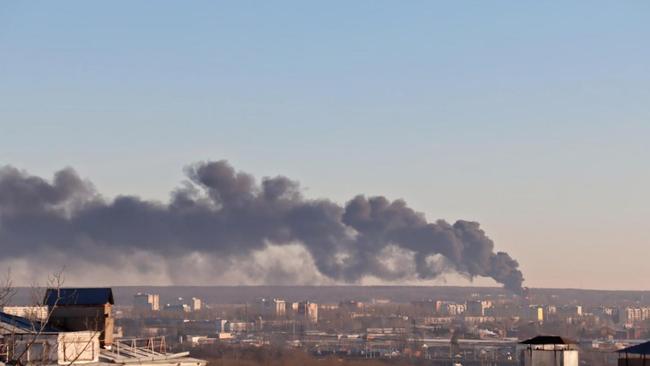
10, 271, 65, 366
2, 270, 101, 366
0, 269, 16, 308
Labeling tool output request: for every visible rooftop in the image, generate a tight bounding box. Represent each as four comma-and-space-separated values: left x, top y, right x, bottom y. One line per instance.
44, 288, 114, 306
0, 311, 61, 333
520, 336, 577, 345
617, 341, 650, 355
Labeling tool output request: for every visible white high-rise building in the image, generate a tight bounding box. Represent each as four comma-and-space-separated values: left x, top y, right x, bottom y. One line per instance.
296, 301, 318, 323
192, 297, 202, 311
273, 298, 286, 317
133, 293, 160, 311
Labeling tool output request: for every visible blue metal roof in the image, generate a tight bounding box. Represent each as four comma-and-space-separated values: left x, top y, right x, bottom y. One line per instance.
0, 312, 61, 333
617, 341, 650, 355
43, 288, 114, 306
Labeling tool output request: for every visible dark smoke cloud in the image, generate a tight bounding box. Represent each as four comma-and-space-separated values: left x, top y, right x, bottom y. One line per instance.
0, 161, 524, 292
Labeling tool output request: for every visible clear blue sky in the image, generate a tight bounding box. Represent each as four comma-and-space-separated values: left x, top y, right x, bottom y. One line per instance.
1, 1, 649, 289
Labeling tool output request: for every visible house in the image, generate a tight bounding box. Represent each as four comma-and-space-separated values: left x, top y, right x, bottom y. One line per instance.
1, 311, 100, 365
44, 288, 114, 347
2, 287, 206, 366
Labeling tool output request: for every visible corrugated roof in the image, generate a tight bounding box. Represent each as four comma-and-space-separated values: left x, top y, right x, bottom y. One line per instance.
0, 311, 60, 333
617, 341, 650, 355
43, 288, 114, 306
520, 335, 577, 345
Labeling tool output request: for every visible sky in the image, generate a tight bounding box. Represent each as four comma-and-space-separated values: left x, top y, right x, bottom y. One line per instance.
0, 1, 649, 290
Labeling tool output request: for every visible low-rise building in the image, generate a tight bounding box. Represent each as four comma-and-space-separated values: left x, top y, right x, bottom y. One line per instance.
44, 288, 115, 348
2, 287, 207, 366
519, 336, 578, 366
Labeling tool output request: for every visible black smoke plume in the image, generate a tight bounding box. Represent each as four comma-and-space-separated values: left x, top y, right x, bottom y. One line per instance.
0, 161, 524, 292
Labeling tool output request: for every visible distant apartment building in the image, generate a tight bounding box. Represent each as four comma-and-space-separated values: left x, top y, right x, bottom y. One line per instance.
273, 298, 286, 317
557, 305, 583, 319
529, 305, 545, 323
254, 298, 286, 318
625, 307, 650, 323
162, 297, 204, 313
164, 303, 191, 313
545, 305, 557, 317
133, 293, 160, 311
434, 300, 444, 314
296, 301, 318, 323
599, 306, 620, 323
216, 318, 230, 332
570, 305, 582, 317
319, 303, 339, 311
441, 302, 466, 316
464, 316, 496, 325
191, 297, 202, 311
466, 300, 492, 316
340, 300, 364, 311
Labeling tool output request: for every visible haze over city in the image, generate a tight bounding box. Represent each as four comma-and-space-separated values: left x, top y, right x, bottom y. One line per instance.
4, 4, 650, 366
1, 1, 649, 290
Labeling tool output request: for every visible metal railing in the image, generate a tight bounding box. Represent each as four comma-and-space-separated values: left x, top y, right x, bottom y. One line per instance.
112, 336, 168, 358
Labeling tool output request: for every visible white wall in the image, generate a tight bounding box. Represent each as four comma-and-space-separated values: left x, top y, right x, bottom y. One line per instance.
523, 349, 579, 366
57, 331, 100, 365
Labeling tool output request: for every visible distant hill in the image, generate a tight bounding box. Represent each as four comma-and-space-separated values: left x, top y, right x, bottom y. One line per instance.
7, 286, 650, 307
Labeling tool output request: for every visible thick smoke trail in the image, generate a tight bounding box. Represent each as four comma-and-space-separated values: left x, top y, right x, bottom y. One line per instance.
0, 161, 524, 292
